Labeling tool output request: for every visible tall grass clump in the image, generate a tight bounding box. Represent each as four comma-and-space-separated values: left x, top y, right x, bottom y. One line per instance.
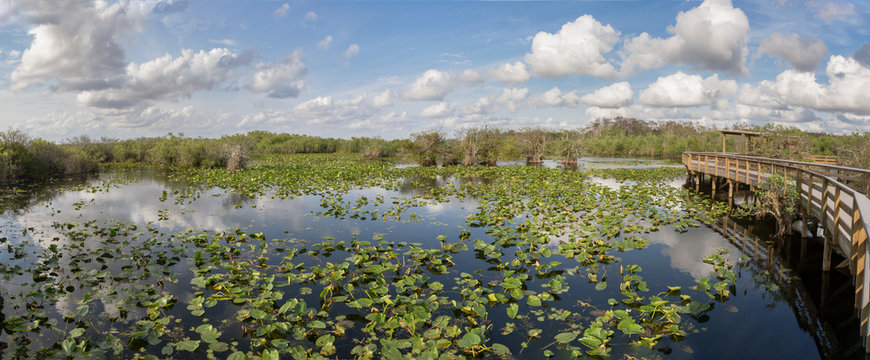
0, 129, 97, 184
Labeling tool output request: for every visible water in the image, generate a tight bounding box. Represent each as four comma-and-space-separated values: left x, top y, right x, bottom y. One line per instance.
0, 164, 861, 359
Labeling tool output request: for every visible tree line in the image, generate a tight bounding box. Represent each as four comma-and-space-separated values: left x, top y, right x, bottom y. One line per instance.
1, 117, 867, 184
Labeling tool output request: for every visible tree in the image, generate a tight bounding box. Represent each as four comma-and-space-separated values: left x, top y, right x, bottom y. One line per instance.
458, 127, 502, 166
517, 128, 549, 164
409, 130, 443, 166
744, 174, 800, 238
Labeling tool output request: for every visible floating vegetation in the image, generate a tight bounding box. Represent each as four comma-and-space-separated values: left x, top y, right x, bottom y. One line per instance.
0, 154, 757, 359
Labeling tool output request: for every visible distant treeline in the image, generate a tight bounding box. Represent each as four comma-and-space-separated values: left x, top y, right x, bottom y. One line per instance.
1, 117, 868, 184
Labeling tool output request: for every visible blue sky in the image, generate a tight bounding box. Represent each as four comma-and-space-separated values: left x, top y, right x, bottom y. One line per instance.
0, 0, 868, 141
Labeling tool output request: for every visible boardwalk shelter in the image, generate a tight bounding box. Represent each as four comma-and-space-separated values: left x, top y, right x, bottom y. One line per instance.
718, 129, 762, 153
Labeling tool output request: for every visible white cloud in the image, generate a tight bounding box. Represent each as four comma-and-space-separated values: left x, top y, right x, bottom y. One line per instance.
457, 69, 484, 84
5, 49, 21, 65
250, 50, 307, 98
274, 3, 290, 17
372, 89, 393, 108
380, 111, 407, 123
302, 11, 317, 27
76, 48, 251, 109
345, 44, 360, 59
531, 87, 581, 108
736, 103, 819, 125
758, 33, 827, 72
10, 1, 152, 91
621, 0, 750, 75
761, 55, 870, 114
461, 88, 528, 115
318, 35, 333, 49
293, 94, 373, 125
524, 15, 620, 78
488, 61, 530, 84
496, 87, 528, 113
737, 83, 785, 109
638, 71, 737, 107
405, 69, 452, 100
462, 97, 492, 116
585, 106, 634, 121
580, 81, 633, 108
817, 2, 859, 24
209, 39, 238, 47
421, 101, 453, 118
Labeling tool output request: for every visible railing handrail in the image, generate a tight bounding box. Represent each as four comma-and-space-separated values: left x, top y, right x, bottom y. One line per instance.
688, 151, 870, 176
683, 152, 863, 198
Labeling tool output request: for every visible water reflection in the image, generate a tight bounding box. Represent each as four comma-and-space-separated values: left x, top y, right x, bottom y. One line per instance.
0, 167, 862, 359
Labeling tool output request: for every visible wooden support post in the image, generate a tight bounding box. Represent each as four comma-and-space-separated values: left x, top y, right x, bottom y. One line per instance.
802, 207, 809, 239
757, 161, 761, 185
726, 157, 731, 180
824, 231, 833, 272
800, 235, 807, 264
712, 176, 717, 197
745, 159, 750, 184
728, 180, 734, 207
821, 268, 831, 310
715, 156, 719, 177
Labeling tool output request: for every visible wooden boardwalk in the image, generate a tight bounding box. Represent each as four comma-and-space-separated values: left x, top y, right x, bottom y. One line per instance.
682, 152, 870, 350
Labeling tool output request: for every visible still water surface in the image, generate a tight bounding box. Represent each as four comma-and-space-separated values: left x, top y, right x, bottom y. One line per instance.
0, 162, 860, 359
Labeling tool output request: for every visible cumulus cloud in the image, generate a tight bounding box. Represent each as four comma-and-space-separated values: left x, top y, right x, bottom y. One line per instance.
457, 69, 484, 84
293, 94, 373, 125
421, 102, 453, 118
488, 61, 530, 84
638, 72, 737, 107
524, 15, 620, 78
854, 43, 870, 68
496, 87, 528, 113
758, 55, 870, 115
318, 35, 333, 49
77, 48, 251, 109
621, 0, 750, 75
403, 69, 482, 101
531, 87, 581, 108
462, 88, 528, 115
405, 69, 452, 100
372, 89, 393, 108
274, 3, 290, 17
580, 81, 633, 108
345, 44, 360, 59
758, 33, 827, 72
250, 50, 307, 98
462, 97, 492, 116
10, 0, 154, 91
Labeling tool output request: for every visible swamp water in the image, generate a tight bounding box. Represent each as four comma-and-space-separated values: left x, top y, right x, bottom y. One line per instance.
0, 156, 861, 359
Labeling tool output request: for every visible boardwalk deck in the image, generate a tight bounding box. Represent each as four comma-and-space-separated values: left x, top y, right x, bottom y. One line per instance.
682, 152, 870, 351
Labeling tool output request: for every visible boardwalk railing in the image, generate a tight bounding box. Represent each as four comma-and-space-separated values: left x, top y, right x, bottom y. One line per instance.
682, 151, 870, 350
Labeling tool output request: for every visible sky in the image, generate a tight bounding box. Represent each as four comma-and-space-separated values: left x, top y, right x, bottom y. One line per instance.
0, 0, 869, 141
